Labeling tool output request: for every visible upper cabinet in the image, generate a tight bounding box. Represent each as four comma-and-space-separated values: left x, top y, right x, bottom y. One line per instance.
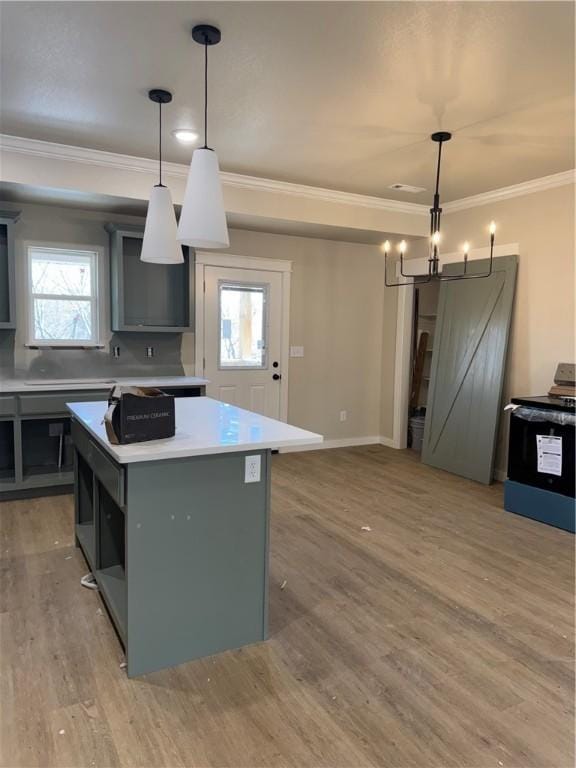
106, 224, 194, 333
0, 211, 19, 330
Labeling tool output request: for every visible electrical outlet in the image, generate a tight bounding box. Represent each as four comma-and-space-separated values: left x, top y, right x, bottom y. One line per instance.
244, 455, 261, 483
146, 346, 154, 358
112, 345, 121, 358
339, 410, 347, 422
290, 346, 304, 358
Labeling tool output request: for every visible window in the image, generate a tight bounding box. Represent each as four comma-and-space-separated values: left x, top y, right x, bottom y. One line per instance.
218, 282, 267, 369
27, 246, 99, 346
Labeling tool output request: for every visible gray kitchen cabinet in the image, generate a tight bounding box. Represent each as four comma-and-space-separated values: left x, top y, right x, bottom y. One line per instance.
0, 382, 206, 500
106, 224, 194, 332
0, 211, 19, 329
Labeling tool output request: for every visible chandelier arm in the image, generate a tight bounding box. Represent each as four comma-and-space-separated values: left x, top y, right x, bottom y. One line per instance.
437, 236, 495, 281
384, 253, 431, 287
400, 252, 432, 280
437, 271, 493, 282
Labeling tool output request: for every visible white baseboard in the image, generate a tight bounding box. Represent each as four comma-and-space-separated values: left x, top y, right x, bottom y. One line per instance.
279, 435, 398, 453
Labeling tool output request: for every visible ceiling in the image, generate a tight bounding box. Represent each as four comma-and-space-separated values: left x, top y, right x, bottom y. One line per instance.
1, 1, 574, 201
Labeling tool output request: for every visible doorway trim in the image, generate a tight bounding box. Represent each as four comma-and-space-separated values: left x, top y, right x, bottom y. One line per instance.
194, 251, 292, 422
391, 242, 520, 449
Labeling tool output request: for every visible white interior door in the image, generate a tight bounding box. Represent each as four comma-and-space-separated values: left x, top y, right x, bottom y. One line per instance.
202, 265, 284, 419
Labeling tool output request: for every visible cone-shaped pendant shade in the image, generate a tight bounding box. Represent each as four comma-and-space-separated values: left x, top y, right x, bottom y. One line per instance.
177, 148, 229, 249
141, 185, 183, 264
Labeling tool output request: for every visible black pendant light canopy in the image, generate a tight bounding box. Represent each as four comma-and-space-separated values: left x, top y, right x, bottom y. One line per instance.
384, 132, 496, 286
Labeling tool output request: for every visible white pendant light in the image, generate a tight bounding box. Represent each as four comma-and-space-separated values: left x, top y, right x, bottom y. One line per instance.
177, 25, 230, 250
141, 89, 183, 264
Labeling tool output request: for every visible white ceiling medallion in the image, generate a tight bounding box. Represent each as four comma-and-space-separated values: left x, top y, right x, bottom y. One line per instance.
141, 89, 183, 264
178, 24, 229, 250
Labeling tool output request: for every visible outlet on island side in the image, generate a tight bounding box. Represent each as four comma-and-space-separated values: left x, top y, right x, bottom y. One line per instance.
244, 455, 261, 483
339, 410, 347, 422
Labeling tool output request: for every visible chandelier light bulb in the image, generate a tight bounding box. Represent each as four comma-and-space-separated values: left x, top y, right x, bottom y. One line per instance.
398, 240, 407, 254
489, 221, 497, 236
432, 230, 441, 246
463, 241, 470, 255
382, 240, 391, 254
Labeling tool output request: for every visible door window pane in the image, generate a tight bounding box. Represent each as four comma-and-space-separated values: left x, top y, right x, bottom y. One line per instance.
219, 283, 267, 368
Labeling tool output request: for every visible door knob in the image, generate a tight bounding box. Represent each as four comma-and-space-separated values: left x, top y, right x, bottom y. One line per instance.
273, 373, 281, 381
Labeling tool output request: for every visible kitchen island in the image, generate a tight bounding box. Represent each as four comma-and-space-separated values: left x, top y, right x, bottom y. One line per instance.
68, 397, 322, 677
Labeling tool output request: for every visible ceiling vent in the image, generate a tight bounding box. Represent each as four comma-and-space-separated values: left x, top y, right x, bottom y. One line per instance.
388, 183, 426, 194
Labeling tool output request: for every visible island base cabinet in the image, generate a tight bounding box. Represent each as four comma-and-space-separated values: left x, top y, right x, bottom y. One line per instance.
124, 451, 270, 677
72, 423, 270, 677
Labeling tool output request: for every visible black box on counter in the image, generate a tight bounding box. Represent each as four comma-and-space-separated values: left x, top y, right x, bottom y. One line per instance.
104, 386, 175, 445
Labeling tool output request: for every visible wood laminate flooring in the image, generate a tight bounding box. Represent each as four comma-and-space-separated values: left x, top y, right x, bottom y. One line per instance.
0, 446, 573, 768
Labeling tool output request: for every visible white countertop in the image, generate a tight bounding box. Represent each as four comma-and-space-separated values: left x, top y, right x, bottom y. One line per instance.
68, 397, 323, 463
0, 376, 209, 393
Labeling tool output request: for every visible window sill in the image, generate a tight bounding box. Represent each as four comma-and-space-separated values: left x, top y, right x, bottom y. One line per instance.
25, 344, 105, 350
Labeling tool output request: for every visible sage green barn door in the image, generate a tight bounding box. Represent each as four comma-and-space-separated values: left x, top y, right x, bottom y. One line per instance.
421, 255, 518, 484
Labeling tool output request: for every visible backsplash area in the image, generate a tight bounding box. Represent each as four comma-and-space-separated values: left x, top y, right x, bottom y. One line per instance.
1, 332, 185, 382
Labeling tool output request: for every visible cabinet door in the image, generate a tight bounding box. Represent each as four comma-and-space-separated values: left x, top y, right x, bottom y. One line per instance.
107, 225, 193, 332
0, 213, 19, 329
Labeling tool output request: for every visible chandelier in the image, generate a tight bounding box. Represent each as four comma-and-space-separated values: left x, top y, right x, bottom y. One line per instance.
384, 132, 496, 286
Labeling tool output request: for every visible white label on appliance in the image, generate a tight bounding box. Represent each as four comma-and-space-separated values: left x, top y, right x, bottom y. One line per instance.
536, 435, 562, 476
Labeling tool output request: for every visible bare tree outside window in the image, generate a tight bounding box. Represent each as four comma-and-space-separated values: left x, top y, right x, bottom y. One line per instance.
28, 247, 99, 345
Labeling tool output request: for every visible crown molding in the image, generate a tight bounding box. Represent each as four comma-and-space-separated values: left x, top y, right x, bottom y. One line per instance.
443, 169, 576, 214
2, 134, 573, 217
0, 134, 429, 217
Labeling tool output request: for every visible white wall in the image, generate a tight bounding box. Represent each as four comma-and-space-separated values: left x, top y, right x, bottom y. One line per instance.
221, 229, 386, 441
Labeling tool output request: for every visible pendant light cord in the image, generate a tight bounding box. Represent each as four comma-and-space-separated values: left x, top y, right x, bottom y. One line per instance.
158, 100, 163, 186
203, 42, 209, 148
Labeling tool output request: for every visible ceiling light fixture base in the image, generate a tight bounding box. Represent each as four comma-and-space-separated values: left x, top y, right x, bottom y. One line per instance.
431, 131, 452, 143
148, 89, 173, 104
192, 24, 221, 46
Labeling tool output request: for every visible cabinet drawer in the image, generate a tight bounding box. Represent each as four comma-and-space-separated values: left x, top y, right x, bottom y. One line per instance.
0, 396, 16, 416
19, 390, 108, 416
71, 421, 125, 507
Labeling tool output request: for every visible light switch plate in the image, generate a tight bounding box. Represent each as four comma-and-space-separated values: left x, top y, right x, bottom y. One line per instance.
290, 346, 304, 358
245, 455, 261, 483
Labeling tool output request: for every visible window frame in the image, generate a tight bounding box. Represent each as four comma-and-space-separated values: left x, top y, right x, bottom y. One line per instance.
26, 243, 103, 348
